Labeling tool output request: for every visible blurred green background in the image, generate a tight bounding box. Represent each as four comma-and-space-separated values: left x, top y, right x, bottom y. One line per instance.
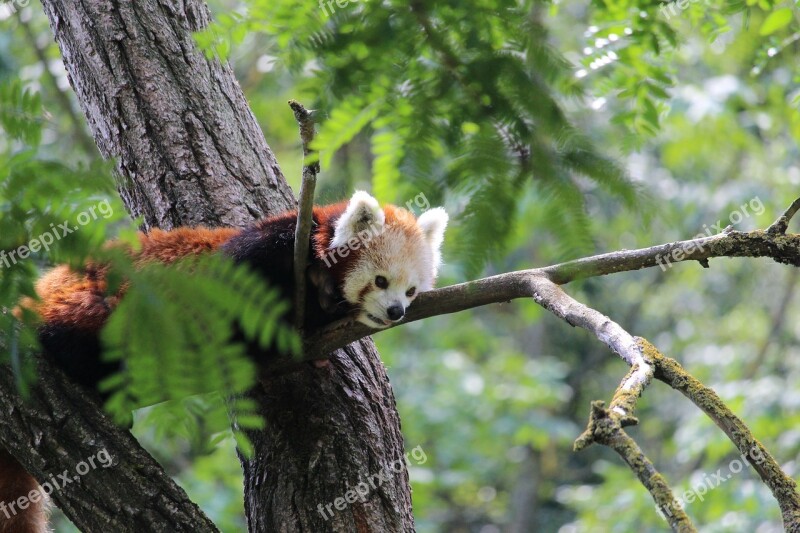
1, 0, 799, 531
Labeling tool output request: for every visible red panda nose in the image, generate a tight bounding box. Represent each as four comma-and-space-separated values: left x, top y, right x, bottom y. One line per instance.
387, 304, 405, 321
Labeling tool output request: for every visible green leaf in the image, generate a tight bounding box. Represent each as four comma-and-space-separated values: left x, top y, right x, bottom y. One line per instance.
759, 8, 793, 35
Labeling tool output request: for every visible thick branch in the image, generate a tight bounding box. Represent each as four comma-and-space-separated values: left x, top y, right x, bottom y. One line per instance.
303, 229, 800, 357
289, 100, 319, 330
40, 0, 294, 230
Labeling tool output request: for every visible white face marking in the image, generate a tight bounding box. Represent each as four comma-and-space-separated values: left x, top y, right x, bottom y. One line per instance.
330, 191, 449, 329
341, 226, 434, 328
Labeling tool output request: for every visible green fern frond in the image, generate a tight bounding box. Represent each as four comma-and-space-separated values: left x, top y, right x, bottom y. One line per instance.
100, 254, 297, 420
0, 80, 43, 146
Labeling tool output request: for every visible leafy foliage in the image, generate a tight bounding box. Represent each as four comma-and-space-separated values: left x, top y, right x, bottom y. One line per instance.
0, 77, 297, 445
0, 79, 42, 145
575, 0, 798, 146
201, 0, 643, 274
100, 253, 298, 427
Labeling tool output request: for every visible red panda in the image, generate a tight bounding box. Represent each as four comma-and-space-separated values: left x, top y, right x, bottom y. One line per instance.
0, 191, 448, 533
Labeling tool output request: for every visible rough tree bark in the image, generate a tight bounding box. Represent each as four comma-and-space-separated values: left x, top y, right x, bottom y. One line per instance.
0, 0, 414, 531
0, 356, 221, 532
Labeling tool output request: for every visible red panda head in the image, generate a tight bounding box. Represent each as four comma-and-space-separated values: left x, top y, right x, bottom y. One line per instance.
326, 191, 448, 328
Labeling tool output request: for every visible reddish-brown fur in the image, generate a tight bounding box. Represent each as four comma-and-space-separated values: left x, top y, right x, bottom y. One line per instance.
17, 227, 240, 333
136, 227, 240, 265
311, 202, 414, 289
4, 200, 421, 533
23, 206, 414, 331
311, 201, 348, 258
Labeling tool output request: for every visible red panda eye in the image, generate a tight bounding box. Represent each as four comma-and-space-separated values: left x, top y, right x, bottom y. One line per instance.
406, 287, 416, 297
375, 276, 388, 289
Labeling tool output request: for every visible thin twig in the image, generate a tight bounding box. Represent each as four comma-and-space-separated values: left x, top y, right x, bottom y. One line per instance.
767, 197, 800, 235
575, 402, 696, 532
288, 100, 319, 331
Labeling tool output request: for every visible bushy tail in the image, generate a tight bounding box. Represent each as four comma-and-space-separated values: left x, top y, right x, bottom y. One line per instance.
0, 447, 48, 533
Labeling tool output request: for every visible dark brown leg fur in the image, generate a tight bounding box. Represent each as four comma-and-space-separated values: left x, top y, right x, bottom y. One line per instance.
0, 448, 47, 533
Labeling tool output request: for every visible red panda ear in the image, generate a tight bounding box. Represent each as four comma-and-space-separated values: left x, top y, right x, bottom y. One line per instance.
418, 207, 448, 279
417, 207, 448, 252
330, 191, 385, 249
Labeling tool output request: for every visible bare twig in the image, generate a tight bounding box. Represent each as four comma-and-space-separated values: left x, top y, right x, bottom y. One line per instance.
288, 100, 319, 331
767, 197, 800, 235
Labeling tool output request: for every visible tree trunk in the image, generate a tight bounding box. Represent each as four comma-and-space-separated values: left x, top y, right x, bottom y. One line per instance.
1, 0, 414, 530
0, 357, 221, 532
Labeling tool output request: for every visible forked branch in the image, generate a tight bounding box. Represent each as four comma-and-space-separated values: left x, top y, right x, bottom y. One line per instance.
528, 276, 695, 532
529, 277, 799, 531
291, 200, 800, 530
303, 227, 800, 357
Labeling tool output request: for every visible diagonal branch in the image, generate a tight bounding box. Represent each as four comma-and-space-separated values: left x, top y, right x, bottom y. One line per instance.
13, 9, 97, 155
767, 197, 800, 235
644, 339, 800, 530
0, 358, 220, 532
745, 267, 799, 377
